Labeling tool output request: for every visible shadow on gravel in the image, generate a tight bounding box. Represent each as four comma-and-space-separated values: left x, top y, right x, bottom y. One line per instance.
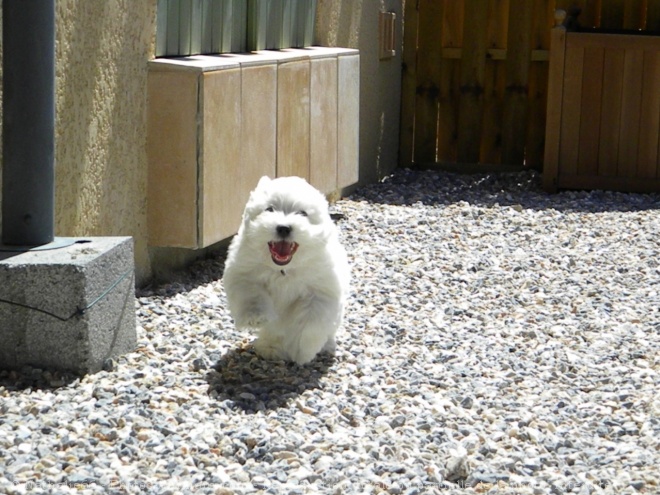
137, 254, 227, 298
205, 344, 335, 413
0, 367, 79, 393
352, 168, 660, 213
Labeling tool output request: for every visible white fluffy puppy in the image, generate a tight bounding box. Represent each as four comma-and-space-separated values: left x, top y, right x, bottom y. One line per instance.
223, 176, 350, 365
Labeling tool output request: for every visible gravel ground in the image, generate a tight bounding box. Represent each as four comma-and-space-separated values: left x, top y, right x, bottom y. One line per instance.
1, 169, 658, 495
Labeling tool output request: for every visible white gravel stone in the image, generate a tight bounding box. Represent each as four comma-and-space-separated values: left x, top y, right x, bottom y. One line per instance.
0, 169, 658, 494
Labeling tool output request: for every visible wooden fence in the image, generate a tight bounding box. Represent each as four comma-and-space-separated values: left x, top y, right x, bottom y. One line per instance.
400, 0, 660, 169
544, 11, 660, 192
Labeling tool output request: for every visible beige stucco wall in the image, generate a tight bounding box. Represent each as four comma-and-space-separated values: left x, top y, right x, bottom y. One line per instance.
54, 1, 156, 283
316, 0, 403, 185
1, 0, 402, 285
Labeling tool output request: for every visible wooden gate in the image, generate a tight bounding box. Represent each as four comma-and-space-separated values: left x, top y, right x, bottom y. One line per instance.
400, 0, 660, 170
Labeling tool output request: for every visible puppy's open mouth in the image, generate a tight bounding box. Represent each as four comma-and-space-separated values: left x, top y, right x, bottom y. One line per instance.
268, 241, 299, 266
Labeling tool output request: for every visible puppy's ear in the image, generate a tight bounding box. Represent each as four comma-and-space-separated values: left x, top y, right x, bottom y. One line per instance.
255, 176, 272, 191
248, 176, 272, 206
243, 176, 271, 222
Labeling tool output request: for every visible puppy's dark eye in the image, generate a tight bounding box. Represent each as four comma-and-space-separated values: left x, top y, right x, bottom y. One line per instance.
297, 210, 308, 217
265, 206, 274, 213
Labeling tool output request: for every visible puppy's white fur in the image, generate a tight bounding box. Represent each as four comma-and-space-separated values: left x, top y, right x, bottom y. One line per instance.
223, 176, 350, 365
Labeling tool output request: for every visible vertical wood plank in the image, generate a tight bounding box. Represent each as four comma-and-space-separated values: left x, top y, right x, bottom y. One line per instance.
623, 0, 645, 29
481, 61, 505, 164
457, 0, 489, 163
598, 47, 624, 176
592, 0, 604, 27
558, 42, 584, 176
647, 0, 660, 31
617, 49, 644, 177
487, 0, 509, 49
526, 1, 553, 169
413, 0, 445, 163
526, 61, 549, 169
481, 0, 509, 164
399, 0, 419, 167
637, 50, 660, 178
577, 46, 604, 176
277, 58, 311, 179
531, 0, 554, 51
437, 59, 461, 163
582, 0, 601, 29
442, 0, 464, 48
437, 0, 463, 162
502, 0, 533, 165
543, 22, 567, 192
600, 0, 624, 29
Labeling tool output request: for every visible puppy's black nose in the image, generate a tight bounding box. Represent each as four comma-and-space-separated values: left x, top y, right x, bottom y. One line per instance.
276, 225, 291, 237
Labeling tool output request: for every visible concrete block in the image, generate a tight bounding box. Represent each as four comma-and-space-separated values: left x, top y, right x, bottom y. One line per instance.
0, 237, 136, 374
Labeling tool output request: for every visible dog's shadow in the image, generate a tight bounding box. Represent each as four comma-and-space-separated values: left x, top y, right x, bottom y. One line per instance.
204, 343, 335, 413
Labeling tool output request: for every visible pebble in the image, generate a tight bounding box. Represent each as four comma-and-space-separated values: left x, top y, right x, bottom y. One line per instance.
0, 169, 658, 494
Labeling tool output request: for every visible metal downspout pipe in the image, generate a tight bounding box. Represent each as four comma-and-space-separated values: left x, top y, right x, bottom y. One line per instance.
2, 0, 56, 248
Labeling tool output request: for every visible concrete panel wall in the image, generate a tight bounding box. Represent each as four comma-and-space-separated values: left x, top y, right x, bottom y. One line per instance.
147, 49, 358, 250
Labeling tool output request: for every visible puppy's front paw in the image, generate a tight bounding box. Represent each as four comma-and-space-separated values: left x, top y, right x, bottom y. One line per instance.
289, 330, 332, 365
253, 337, 287, 361
290, 347, 319, 366
238, 312, 270, 329
321, 336, 337, 355
234, 301, 276, 330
